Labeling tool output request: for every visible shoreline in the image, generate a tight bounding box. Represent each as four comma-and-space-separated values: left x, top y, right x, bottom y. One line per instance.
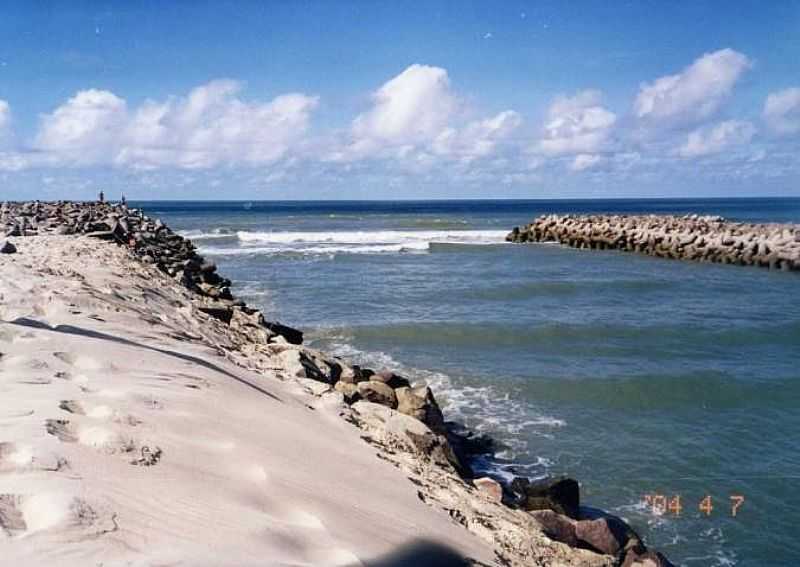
1, 200, 672, 566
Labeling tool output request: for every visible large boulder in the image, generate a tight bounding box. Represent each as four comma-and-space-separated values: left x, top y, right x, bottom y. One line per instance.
395, 385, 445, 433
275, 348, 326, 381
271, 347, 341, 384
263, 321, 303, 345
517, 476, 580, 519
356, 380, 397, 409
333, 381, 360, 404
370, 368, 411, 389
579, 507, 645, 556
575, 517, 629, 556
352, 402, 466, 475
473, 477, 502, 503
0, 241, 16, 254
338, 364, 367, 384
529, 510, 579, 547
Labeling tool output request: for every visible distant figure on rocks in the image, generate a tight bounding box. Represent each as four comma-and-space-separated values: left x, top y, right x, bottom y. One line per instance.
121, 194, 127, 206
98, 190, 105, 203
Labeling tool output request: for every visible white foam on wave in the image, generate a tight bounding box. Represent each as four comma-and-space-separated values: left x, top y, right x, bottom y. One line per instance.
197, 229, 508, 257
197, 241, 432, 256
178, 228, 235, 240
236, 229, 508, 245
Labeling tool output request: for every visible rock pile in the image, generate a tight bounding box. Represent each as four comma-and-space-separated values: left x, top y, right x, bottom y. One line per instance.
0, 200, 303, 344
508, 213, 800, 271
2, 200, 674, 566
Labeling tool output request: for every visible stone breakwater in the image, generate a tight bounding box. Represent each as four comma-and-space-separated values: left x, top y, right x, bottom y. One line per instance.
2, 201, 672, 567
508, 213, 800, 271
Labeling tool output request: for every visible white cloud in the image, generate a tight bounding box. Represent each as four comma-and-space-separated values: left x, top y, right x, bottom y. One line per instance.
634, 49, 751, 125
352, 64, 455, 147
0, 100, 19, 153
763, 87, 800, 136
432, 110, 522, 161
677, 120, 755, 157
536, 90, 616, 156
0, 100, 11, 134
35, 89, 128, 164
33, 80, 318, 169
332, 64, 519, 165
570, 153, 603, 171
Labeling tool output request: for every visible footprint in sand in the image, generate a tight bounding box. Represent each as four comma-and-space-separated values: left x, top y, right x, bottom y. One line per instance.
129, 446, 162, 467
0, 494, 26, 536
58, 400, 85, 415
62, 401, 140, 426
46, 419, 114, 448
45, 418, 162, 467
52, 352, 107, 371
0, 442, 33, 472
0, 493, 117, 538
45, 419, 79, 443
2, 355, 49, 370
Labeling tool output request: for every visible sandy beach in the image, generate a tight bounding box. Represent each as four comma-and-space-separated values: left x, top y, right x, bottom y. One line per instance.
0, 233, 500, 565
0, 227, 625, 566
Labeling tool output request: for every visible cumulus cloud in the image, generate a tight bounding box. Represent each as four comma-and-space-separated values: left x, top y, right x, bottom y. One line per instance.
33, 80, 318, 169
535, 90, 616, 157
331, 64, 519, 164
677, 120, 755, 157
763, 87, 800, 136
36, 89, 128, 163
352, 64, 455, 148
634, 48, 751, 126
432, 110, 522, 161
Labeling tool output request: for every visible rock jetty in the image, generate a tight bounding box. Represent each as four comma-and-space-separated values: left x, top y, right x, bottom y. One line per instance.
1, 200, 673, 566
508, 213, 800, 271
0, 200, 303, 344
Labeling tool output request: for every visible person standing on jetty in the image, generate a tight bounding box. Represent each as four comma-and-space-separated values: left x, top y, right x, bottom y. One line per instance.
98, 190, 105, 203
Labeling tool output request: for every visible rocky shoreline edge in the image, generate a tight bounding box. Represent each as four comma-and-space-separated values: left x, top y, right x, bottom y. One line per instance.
2, 200, 672, 567
508, 213, 800, 271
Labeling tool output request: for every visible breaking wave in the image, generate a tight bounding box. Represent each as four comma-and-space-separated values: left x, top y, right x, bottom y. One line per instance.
235, 229, 507, 245
196, 229, 509, 257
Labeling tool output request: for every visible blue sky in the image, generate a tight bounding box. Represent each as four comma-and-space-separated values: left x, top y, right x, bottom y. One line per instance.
1, 1, 799, 200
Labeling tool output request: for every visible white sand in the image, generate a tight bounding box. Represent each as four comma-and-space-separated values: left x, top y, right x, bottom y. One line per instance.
0, 236, 497, 566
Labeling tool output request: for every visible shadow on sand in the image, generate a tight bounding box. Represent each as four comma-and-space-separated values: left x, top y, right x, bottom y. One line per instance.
7, 317, 282, 403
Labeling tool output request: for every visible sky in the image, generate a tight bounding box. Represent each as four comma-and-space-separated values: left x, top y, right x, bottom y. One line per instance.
1, 1, 799, 200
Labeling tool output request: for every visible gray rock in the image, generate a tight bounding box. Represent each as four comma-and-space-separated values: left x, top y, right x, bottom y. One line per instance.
371, 368, 411, 389
530, 510, 578, 547
356, 380, 397, 408
395, 385, 445, 433
473, 477, 503, 502
263, 321, 303, 345
576, 518, 627, 555
520, 476, 580, 519
334, 381, 360, 403
352, 401, 464, 473
338, 364, 366, 384
0, 241, 16, 254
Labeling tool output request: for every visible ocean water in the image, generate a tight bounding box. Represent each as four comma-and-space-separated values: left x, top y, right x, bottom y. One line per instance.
142, 198, 800, 567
